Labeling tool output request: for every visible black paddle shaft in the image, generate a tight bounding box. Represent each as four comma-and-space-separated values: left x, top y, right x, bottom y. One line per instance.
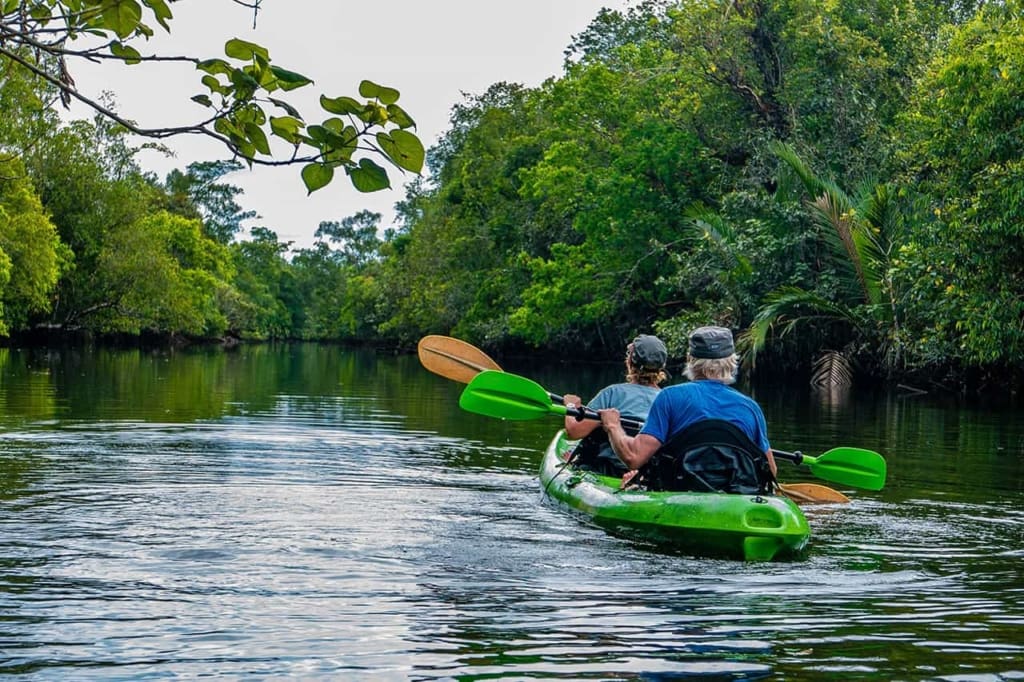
551, 391, 645, 430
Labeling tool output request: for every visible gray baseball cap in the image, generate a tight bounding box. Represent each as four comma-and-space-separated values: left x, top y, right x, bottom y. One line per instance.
629, 334, 667, 369
688, 326, 735, 359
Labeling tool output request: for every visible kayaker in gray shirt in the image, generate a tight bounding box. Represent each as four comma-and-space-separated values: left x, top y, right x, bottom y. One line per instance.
562, 334, 668, 476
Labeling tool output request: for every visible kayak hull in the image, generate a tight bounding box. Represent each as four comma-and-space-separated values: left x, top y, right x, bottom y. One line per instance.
539, 431, 810, 561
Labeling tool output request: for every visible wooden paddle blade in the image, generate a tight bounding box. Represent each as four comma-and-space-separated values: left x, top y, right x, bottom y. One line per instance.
418, 335, 502, 383
779, 482, 851, 504
459, 370, 567, 421
807, 447, 887, 491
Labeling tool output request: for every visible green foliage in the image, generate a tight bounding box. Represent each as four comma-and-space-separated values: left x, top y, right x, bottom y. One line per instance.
0, 2, 423, 194
163, 160, 256, 243
894, 4, 1024, 366
375, 83, 544, 346
372, 0, 960, 362
3, 0, 1022, 391
0, 159, 67, 332
0, 50, 54, 152
94, 211, 236, 336
742, 145, 910, 377
21, 113, 166, 329
286, 210, 388, 341
229, 227, 298, 339
288, 243, 345, 339
314, 210, 382, 267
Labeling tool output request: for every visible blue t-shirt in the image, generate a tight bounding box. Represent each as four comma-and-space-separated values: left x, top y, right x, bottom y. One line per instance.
587, 383, 660, 464
640, 380, 770, 452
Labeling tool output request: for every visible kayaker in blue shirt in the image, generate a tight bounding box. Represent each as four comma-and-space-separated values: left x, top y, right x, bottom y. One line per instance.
600, 326, 778, 489
562, 334, 668, 476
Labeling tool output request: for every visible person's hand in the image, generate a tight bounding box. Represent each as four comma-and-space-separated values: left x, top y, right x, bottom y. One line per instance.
599, 407, 621, 429
563, 394, 582, 411
620, 469, 639, 489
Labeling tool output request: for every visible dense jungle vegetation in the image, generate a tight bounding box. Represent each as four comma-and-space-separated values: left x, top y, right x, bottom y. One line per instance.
2, 0, 1023, 393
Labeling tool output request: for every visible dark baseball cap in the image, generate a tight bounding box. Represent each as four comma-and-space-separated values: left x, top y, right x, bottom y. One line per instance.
688, 326, 735, 359
629, 334, 667, 369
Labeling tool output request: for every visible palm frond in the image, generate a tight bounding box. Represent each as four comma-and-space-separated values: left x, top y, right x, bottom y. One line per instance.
769, 141, 825, 197
807, 188, 875, 302
774, 144, 891, 308
852, 183, 901, 306
743, 285, 869, 365
755, 286, 867, 330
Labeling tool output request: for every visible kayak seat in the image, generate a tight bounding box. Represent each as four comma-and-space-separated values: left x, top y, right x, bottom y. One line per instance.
569, 420, 641, 477
638, 419, 775, 494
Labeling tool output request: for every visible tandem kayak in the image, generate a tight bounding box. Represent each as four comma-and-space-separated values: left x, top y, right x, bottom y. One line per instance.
539, 430, 811, 561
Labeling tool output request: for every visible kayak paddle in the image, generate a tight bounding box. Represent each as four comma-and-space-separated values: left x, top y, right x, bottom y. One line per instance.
770, 448, 886, 491
460, 370, 643, 428
777, 482, 850, 504
460, 369, 887, 492
418, 335, 502, 385
426, 337, 855, 500
419, 335, 574, 406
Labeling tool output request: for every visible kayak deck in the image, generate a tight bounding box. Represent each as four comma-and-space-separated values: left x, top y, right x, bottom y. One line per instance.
539, 431, 810, 561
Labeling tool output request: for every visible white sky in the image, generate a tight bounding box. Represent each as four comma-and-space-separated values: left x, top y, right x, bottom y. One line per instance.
68, 1, 628, 249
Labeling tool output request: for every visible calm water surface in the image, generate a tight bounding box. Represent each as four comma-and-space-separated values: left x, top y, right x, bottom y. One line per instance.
1, 344, 1021, 680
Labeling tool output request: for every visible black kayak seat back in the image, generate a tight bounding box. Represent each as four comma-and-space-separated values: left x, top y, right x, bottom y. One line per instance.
641, 418, 773, 494
569, 418, 641, 475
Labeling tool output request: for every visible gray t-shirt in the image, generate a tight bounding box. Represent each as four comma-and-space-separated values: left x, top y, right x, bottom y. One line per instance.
587, 383, 660, 465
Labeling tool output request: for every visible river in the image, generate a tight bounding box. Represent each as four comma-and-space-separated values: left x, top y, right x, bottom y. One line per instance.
0, 343, 1021, 680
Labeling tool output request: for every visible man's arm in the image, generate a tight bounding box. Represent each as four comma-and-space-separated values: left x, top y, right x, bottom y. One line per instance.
599, 408, 662, 470
562, 394, 600, 440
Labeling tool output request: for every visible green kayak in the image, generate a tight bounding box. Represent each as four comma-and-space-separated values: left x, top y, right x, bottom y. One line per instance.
539, 431, 811, 561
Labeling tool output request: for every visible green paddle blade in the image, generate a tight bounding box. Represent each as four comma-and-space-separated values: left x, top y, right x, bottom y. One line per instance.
460, 370, 568, 421
803, 447, 887, 491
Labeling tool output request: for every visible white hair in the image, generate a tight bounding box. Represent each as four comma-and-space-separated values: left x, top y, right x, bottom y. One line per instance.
684, 354, 739, 384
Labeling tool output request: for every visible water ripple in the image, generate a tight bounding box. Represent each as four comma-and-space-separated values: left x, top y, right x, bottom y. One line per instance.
1, 408, 1022, 680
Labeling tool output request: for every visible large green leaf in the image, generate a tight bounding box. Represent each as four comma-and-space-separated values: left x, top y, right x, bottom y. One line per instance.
301, 163, 334, 194
270, 116, 303, 143
110, 41, 142, 64
196, 58, 232, 76
141, 0, 172, 31
320, 95, 362, 116
386, 103, 416, 129
267, 97, 302, 118
224, 38, 269, 61
270, 66, 313, 91
102, 0, 143, 39
358, 80, 400, 105
201, 74, 229, 96
348, 159, 390, 192
243, 123, 271, 155
376, 130, 424, 173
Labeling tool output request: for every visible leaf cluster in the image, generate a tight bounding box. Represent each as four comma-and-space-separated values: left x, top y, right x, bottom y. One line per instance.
1, 1, 424, 193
